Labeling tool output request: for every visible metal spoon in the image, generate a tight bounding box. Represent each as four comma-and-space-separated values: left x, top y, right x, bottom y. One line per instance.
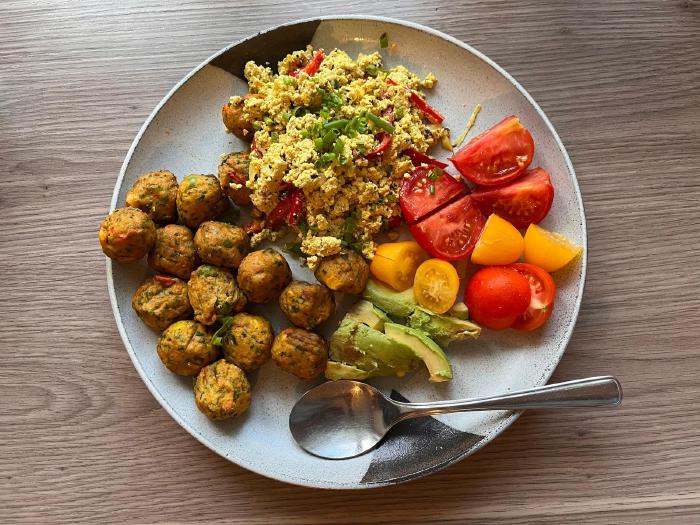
289, 376, 622, 459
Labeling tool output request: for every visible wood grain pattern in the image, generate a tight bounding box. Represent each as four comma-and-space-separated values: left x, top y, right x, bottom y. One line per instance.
1, 0, 699, 522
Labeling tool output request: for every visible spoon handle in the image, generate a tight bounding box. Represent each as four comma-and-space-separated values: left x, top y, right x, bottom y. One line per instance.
394, 376, 622, 420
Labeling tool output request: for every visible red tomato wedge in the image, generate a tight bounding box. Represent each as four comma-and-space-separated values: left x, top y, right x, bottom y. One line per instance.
409, 194, 485, 260
509, 263, 556, 331
450, 115, 534, 186
470, 167, 554, 229
400, 167, 467, 225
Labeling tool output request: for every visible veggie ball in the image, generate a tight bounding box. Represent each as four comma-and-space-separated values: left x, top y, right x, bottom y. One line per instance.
221, 313, 273, 372
176, 174, 227, 229
148, 224, 198, 279
125, 170, 178, 223
193, 221, 249, 269
218, 152, 251, 206
157, 320, 218, 376
279, 281, 335, 329
221, 94, 262, 141
236, 249, 292, 303
99, 207, 156, 262
271, 328, 328, 380
194, 359, 251, 421
187, 264, 246, 326
314, 250, 369, 295
132, 276, 192, 331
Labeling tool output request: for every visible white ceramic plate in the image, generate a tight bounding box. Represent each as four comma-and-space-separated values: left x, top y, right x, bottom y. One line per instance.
107, 16, 586, 489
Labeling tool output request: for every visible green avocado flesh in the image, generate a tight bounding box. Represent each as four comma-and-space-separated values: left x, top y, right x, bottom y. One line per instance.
329, 318, 419, 378
407, 306, 481, 348
384, 322, 453, 383
345, 299, 390, 330
324, 361, 370, 380
362, 279, 417, 317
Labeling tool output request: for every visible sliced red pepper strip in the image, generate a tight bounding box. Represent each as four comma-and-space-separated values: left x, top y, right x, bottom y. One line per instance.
244, 220, 264, 235
366, 133, 392, 160
385, 78, 398, 86
265, 188, 305, 230
227, 171, 247, 185
402, 147, 448, 169
289, 49, 325, 77
251, 138, 263, 158
408, 91, 444, 124
154, 275, 178, 286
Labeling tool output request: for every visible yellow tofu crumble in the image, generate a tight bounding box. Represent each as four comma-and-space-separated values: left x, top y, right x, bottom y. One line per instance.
229, 46, 448, 267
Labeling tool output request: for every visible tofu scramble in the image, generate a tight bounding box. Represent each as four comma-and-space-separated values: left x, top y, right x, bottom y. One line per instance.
224, 47, 448, 268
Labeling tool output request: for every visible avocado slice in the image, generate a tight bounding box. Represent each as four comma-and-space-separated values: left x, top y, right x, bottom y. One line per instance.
384, 322, 453, 383
325, 361, 370, 380
363, 278, 417, 318
345, 300, 390, 330
407, 306, 481, 348
447, 301, 470, 320
329, 318, 419, 378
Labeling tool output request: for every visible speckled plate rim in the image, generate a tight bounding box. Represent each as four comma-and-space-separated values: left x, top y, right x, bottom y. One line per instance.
106, 15, 588, 489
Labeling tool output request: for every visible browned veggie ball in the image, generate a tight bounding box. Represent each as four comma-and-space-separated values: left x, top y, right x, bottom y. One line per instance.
218, 152, 251, 206
193, 221, 249, 269
194, 359, 251, 421
221, 94, 262, 141
125, 170, 178, 223
236, 249, 292, 303
176, 174, 226, 229
147, 224, 198, 279
188, 264, 246, 326
132, 276, 192, 331
157, 320, 218, 376
99, 207, 156, 262
271, 328, 328, 380
314, 250, 369, 295
222, 313, 273, 372
279, 281, 335, 329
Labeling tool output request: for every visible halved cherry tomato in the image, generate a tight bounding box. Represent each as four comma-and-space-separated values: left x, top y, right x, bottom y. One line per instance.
402, 147, 448, 169
471, 213, 524, 265
370, 241, 429, 291
399, 166, 467, 225
509, 263, 556, 331
523, 224, 582, 272
470, 167, 554, 229
465, 266, 531, 330
409, 194, 485, 260
413, 259, 460, 314
450, 116, 534, 186
289, 49, 325, 77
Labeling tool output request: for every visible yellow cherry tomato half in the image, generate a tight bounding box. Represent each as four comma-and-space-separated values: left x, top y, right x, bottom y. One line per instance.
523, 224, 583, 272
471, 213, 524, 265
413, 259, 460, 314
370, 241, 429, 291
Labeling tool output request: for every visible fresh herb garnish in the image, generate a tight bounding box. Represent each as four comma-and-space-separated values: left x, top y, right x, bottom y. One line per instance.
365, 111, 395, 134
379, 32, 389, 49
211, 316, 233, 346
429, 184, 436, 195
428, 167, 442, 180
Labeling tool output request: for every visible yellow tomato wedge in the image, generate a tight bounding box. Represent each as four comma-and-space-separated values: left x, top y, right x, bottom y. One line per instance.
471, 213, 524, 265
370, 241, 429, 291
413, 259, 460, 314
523, 224, 582, 272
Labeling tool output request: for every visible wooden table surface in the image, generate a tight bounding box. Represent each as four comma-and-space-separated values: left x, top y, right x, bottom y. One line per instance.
2, 1, 699, 523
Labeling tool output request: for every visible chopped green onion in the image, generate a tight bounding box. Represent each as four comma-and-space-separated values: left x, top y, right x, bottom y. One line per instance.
281, 111, 291, 122
343, 215, 357, 243
270, 131, 279, 142
211, 316, 233, 346
380, 32, 389, 49
321, 130, 337, 150
394, 107, 405, 120
386, 193, 397, 203
319, 107, 330, 120
283, 76, 296, 86
338, 154, 348, 165
365, 112, 395, 134
313, 137, 324, 151
323, 119, 349, 131
264, 116, 273, 127
428, 167, 442, 180
332, 138, 345, 156
320, 152, 337, 163
292, 106, 306, 117
366, 64, 379, 77
429, 184, 435, 195
252, 122, 261, 131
